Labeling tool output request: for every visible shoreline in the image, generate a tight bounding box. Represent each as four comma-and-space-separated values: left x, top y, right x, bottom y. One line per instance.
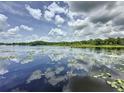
0, 44, 124, 49
70, 45, 124, 48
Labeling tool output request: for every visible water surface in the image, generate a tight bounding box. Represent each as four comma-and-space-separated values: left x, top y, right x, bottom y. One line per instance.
0, 45, 124, 92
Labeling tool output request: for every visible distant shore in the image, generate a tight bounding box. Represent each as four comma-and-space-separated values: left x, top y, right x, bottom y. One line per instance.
70, 45, 124, 49
0, 44, 124, 49
0, 37, 124, 49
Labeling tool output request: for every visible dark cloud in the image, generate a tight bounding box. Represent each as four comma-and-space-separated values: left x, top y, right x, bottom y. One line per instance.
90, 13, 119, 24
69, 1, 114, 13
69, 1, 119, 24
113, 16, 124, 26
105, 1, 117, 10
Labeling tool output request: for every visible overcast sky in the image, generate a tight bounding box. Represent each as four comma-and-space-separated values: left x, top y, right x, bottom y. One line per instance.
0, 1, 124, 43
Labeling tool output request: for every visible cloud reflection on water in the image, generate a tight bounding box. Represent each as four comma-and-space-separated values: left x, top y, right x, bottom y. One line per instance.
0, 46, 124, 91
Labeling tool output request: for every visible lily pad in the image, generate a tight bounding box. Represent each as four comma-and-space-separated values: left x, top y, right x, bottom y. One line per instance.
106, 79, 124, 92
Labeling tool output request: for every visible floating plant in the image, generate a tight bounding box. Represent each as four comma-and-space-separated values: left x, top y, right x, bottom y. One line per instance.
106, 79, 124, 92
116, 67, 124, 72
93, 72, 111, 79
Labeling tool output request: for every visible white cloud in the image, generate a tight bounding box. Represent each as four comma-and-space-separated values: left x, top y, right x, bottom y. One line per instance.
7, 26, 20, 35
55, 15, 65, 26
1, 1, 124, 42
68, 18, 90, 30
25, 5, 42, 20
48, 28, 66, 36
44, 2, 67, 22
20, 25, 33, 31
8, 25, 33, 33
0, 25, 33, 38
0, 13, 8, 22
47, 2, 67, 14
66, 1, 124, 40
72, 19, 124, 40
44, 10, 54, 21
109, 31, 124, 38
67, 11, 78, 20
0, 14, 8, 31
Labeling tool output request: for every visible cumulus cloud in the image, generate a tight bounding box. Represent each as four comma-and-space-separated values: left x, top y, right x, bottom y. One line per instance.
73, 20, 124, 40
7, 26, 20, 35
47, 2, 67, 14
44, 10, 54, 21
44, 2, 67, 22
20, 25, 33, 31
0, 14, 8, 23
0, 14, 8, 31
25, 5, 42, 20
48, 28, 66, 36
67, 1, 124, 40
55, 15, 65, 26
0, 25, 33, 38
8, 25, 33, 33
109, 31, 124, 38
1, 1, 124, 42
68, 18, 90, 30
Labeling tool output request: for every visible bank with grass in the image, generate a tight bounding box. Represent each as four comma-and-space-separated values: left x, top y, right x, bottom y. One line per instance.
0, 37, 124, 49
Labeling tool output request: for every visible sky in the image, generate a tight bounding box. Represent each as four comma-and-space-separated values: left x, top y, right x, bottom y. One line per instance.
0, 1, 124, 43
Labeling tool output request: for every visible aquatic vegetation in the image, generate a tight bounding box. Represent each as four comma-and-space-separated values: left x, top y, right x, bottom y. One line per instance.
93, 72, 111, 79
0, 56, 16, 60
107, 79, 124, 92
0, 46, 124, 92
115, 67, 124, 72
93, 72, 124, 92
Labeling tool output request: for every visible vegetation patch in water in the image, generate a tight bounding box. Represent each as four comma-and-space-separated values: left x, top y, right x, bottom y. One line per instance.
107, 79, 124, 92
93, 72, 111, 79
115, 67, 124, 72
93, 72, 124, 92
0, 56, 16, 60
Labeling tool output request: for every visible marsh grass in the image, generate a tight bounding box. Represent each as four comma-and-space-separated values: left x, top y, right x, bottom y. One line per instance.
70, 45, 124, 49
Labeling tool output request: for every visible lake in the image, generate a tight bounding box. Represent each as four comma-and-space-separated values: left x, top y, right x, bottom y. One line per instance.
0, 45, 124, 92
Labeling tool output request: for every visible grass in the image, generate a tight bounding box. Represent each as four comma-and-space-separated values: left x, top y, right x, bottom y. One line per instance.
69, 44, 124, 49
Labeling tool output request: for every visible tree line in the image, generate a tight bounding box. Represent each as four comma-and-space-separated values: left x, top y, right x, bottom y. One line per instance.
0, 37, 124, 46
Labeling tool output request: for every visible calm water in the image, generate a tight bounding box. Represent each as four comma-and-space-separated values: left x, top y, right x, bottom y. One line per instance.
0, 45, 124, 92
